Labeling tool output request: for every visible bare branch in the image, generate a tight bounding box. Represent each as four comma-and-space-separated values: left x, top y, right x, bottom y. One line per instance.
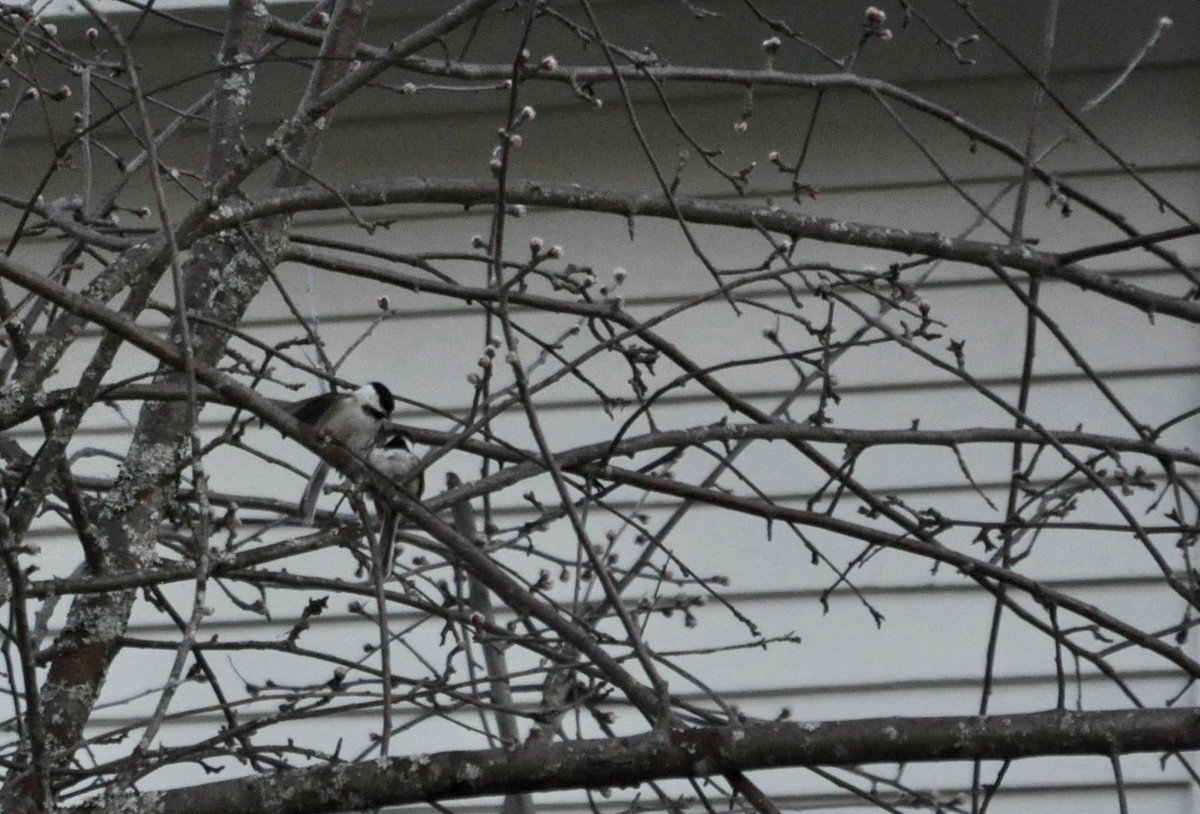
79, 708, 1200, 814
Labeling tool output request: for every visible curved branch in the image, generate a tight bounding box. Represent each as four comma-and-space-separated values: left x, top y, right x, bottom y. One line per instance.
215, 177, 1200, 323
263, 13, 1199, 279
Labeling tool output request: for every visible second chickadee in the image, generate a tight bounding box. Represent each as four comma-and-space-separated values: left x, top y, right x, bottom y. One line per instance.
368, 430, 424, 578
273, 381, 396, 523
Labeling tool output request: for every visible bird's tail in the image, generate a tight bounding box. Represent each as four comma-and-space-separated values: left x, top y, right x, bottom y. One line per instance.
374, 499, 399, 580
299, 460, 331, 524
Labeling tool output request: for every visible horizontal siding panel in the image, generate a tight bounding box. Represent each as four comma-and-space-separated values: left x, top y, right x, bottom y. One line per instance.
23, 411, 1198, 588
84, 669, 1189, 732
393, 784, 1194, 814
7, 352, 1195, 442
5, 62, 1197, 248
60, 558, 1194, 694
4, 42, 1197, 201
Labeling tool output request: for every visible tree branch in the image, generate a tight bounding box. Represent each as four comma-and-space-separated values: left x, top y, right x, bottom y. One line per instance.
216, 177, 1200, 323
79, 708, 1200, 814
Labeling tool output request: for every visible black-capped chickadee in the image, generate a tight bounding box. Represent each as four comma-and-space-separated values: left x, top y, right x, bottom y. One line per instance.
368, 429, 424, 578
271, 382, 396, 522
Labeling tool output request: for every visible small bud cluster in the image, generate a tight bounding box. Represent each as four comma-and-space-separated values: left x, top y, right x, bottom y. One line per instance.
470, 335, 504, 384
761, 36, 782, 70
595, 265, 628, 309
528, 236, 564, 261
864, 6, 893, 41
488, 99, 539, 176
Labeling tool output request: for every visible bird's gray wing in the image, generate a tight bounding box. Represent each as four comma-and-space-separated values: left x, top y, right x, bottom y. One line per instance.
286, 393, 338, 427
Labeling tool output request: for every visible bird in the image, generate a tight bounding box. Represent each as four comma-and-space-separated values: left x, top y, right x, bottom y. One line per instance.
271, 381, 396, 523
367, 429, 424, 578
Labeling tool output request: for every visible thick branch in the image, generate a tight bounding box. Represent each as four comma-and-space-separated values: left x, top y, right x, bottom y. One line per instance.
80, 708, 1200, 814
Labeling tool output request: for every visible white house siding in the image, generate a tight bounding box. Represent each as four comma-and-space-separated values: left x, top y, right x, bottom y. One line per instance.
1, 1, 1199, 811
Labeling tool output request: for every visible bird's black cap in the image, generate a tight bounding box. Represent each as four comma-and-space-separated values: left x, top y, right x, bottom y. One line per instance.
368, 382, 395, 416
380, 430, 412, 450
